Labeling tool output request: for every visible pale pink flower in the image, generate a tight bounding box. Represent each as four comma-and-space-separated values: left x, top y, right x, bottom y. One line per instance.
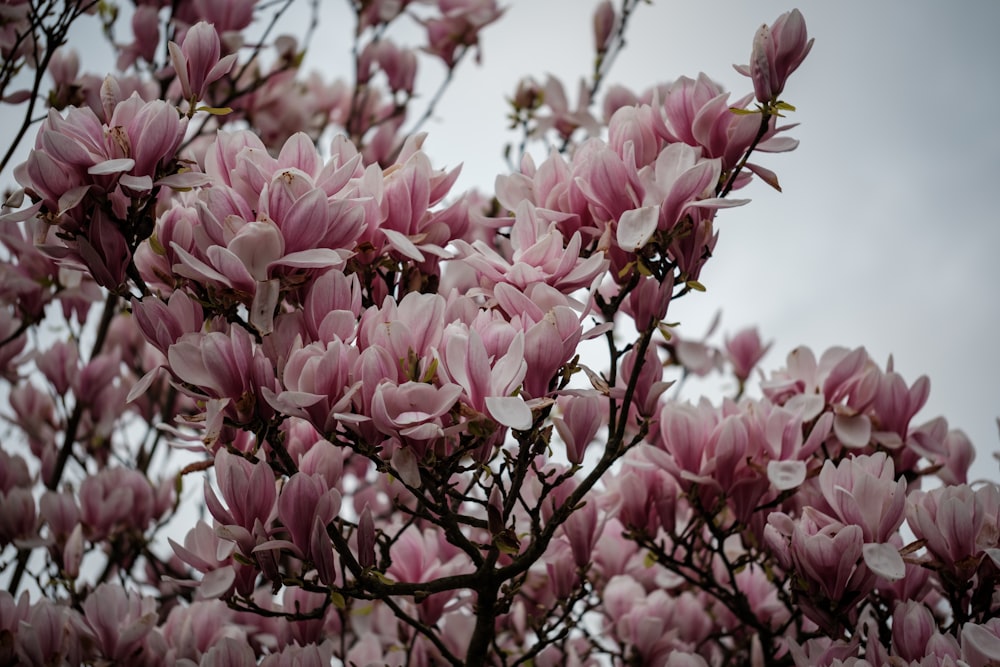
962, 621, 1000, 667
198, 636, 258, 667
657, 74, 762, 171
455, 200, 608, 296
81, 583, 158, 663
269, 337, 361, 434
817, 452, 907, 544
440, 323, 530, 430
12, 596, 85, 667
160, 600, 246, 661
907, 484, 988, 570
608, 104, 662, 168
187, 0, 256, 35
79, 467, 158, 540
370, 380, 464, 446
532, 75, 600, 141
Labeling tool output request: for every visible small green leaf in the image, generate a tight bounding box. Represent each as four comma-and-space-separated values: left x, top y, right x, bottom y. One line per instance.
196, 106, 233, 116
494, 529, 521, 555
330, 591, 346, 609
773, 100, 797, 113
686, 279, 706, 292
729, 107, 759, 116
367, 570, 395, 585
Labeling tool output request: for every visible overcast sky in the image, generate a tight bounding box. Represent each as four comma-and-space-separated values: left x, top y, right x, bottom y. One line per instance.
10, 1, 1000, 482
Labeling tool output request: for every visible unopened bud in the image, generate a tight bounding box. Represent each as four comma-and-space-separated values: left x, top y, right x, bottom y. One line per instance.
593, 1, 616, 54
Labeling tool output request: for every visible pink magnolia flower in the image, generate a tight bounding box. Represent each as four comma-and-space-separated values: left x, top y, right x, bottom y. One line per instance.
593, 1, 616, 53
962, 621, 1000, 667
166, 325, 270, 435
160, 600, 246, 662
168, 21, 237, 103
739, 9, 813, 103
116, 5, 159, 70
766, 512, 876, 632
205, 449, 277, 535
725, 326, 772, 384
552, 393, 603, 465
359, 39, 417, 95
817, 452, 907, 544
10, 596, 86, 667
79, 467, 158, 541
268, 337, 361, 434
608, 104, 662, 169
891, 601, 938, 662
182, 0, 256, 35
656, 74, 761, 171
277, 471, 342, 563
423, 0, 504, 68
198, 637, 258, 667
455, 200, 608, 297
358, 291, 447, 379
439, 323, 530, 430
168, 520, 238, 599
0, 450, 30, 494
532, 75, 600, 141
131, 290, 205, 358
906, 484, 989, 570
370, 380, 464, 450
81, 583, 158, 663
387, 526, 467, 624
0, 487, 35, 547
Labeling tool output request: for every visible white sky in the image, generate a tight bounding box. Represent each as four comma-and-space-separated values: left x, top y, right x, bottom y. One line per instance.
7, 1, 999, 482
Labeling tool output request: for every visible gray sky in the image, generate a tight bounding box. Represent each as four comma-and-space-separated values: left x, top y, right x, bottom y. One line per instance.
12, 1, 1000, 481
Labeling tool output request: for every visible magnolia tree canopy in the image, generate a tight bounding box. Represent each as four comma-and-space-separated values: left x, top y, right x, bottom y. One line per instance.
0, 1, 998, 666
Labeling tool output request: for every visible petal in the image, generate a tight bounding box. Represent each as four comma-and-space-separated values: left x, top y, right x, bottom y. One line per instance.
486, 396, 533, 431
862, 542, 905, 581
616, 205, 659, 251
767, 460, 806, 491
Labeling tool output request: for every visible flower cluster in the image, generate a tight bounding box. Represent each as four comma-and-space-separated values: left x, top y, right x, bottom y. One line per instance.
1, 3, 997, 667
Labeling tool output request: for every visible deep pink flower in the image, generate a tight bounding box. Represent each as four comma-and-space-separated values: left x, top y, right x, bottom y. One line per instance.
725, 327, 772, 383
552, 393, 602, 465
423, 0, 503, 68
168, 21, 236, 103
206, 449, 277, 534
277, 472, 342, 561
741, 9, 813, 103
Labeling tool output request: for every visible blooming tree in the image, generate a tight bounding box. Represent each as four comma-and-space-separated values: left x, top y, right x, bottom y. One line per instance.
1, 1, 998, 666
